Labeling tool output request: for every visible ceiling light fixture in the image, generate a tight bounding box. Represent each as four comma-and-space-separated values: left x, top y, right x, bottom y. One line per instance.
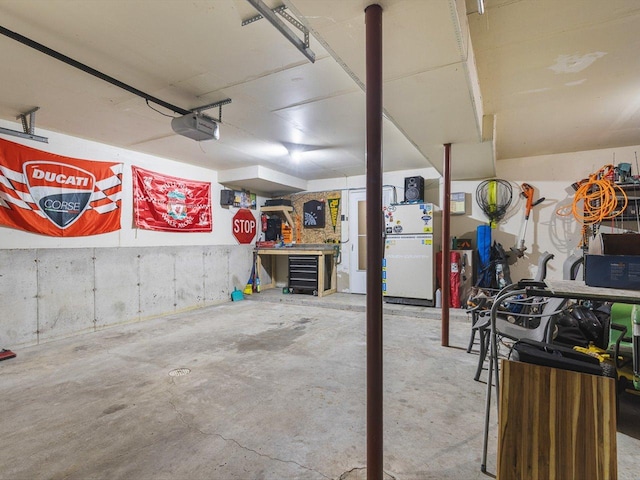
289, 149, 302, 162
477, 0, 485, 15
283, 142, 322, 162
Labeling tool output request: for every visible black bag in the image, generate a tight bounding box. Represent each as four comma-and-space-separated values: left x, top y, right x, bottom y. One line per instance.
511, 338, 603, 376
554, 324, 589, 348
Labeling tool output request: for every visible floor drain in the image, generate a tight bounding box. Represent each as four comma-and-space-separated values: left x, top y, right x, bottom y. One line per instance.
168, 368, 191, 377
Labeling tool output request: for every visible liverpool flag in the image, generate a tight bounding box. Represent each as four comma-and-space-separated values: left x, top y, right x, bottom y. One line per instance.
132, 166, 212, 232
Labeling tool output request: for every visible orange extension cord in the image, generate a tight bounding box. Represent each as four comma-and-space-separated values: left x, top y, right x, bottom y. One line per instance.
556, 164, 628, 247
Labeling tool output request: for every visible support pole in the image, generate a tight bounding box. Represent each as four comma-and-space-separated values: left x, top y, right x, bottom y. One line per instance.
441, 143, 452, 347
365, 4, 383, 480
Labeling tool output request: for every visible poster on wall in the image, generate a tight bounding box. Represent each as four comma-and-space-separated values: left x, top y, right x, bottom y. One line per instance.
233, 190, 256, 209
303, 199, 325, 228
132, 166, 212, 232
0, 137, 123, 236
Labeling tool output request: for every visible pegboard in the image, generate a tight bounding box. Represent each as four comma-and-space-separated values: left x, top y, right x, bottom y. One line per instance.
283, 190, 341, 244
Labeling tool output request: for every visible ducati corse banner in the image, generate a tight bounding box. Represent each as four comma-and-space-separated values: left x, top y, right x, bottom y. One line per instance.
0, 138, 123, 236
132, 166, 212, 232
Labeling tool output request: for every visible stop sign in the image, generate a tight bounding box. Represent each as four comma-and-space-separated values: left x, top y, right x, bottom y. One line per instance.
232, 208, 257, 244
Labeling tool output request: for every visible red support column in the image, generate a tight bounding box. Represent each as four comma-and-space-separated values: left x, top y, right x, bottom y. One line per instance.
442, 143, 452, 347
365, 4, 384, 480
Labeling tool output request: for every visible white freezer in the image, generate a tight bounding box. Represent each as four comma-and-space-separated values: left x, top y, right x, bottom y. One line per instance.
384, 203, 434, 235
383, 234, 435, 301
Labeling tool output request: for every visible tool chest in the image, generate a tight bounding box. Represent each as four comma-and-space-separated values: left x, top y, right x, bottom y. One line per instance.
288, 255, 328, 295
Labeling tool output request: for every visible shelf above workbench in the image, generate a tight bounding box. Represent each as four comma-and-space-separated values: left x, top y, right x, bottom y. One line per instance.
260, 205, 294, 226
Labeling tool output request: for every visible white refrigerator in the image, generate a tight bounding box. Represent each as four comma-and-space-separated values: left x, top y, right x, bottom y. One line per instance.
382, 203, 440, 306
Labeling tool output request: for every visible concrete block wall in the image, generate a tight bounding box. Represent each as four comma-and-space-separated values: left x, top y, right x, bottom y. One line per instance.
1, 245, 253, 347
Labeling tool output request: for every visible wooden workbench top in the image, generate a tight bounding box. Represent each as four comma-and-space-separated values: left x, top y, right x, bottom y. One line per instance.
256, 246, 337, 255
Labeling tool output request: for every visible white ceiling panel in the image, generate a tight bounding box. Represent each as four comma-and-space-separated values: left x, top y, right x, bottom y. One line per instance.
469, 0, 640, 161
3, 0, 635, 193
385, 63, 481, 146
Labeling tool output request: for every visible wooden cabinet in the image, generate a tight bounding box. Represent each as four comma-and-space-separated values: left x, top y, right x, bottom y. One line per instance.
498, 360, 617, 480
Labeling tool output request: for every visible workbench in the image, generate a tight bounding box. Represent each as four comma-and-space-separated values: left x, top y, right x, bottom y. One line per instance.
256, 246, 338, 297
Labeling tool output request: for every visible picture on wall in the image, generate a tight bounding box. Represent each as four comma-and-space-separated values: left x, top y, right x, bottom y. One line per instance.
233, 191, 256, 209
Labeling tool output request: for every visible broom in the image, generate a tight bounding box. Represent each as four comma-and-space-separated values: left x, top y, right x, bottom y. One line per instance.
244, 260, 255, 295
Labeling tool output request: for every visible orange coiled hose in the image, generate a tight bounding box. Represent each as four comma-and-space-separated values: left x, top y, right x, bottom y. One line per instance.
556, 164, 628, 225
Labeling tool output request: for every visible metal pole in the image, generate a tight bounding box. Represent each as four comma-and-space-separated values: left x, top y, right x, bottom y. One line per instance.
441, 143, 452, 346
365, 4, 383, 480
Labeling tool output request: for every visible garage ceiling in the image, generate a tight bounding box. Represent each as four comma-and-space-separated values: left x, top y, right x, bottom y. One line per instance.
469, 0, 640, 161
0, 0, 638, 194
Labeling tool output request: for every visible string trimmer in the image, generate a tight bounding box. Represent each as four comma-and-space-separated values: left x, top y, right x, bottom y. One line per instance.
511, 183, 544, 258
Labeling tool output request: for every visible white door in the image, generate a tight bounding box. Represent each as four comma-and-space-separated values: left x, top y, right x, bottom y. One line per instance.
349, 187, 395, 294
349, 189, 367, 294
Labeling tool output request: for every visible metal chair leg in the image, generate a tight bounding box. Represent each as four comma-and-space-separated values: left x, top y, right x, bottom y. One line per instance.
467, 325, 476, 353
474, 327, 490, 381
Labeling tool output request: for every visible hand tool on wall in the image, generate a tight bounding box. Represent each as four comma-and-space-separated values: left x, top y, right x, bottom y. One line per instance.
511, 183, 544, 258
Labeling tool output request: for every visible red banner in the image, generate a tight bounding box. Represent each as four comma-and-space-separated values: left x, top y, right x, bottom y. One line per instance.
0, 137, 123, 237
132, 166, 212, 232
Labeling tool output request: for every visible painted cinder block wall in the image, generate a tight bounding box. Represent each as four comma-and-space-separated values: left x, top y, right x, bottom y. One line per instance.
0, 121, 258, 347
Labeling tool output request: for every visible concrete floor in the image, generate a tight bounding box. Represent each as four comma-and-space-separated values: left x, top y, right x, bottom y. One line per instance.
1, 290, 639, 480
